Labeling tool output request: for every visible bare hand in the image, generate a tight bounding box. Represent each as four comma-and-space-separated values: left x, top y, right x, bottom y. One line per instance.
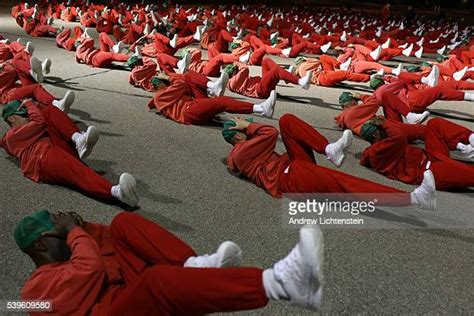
229, 117, 250, 131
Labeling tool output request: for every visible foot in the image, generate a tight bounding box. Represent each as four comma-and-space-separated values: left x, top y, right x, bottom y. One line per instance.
111, 173, 139, 207
288, 65, 296, 74
405, 111, 430, 124
457, 144, 474, 159
325, 129, 353, 167
437, 46, 446, 55
177, 51, 190, 74
53, 90, 75, 113
270, 32, 279, 42
24, 41, 34, 55
42, 58, 52, 75
281, 47, 291, 58
402, 43, 413, 57
411, 170, 437, 211
320, 42, 331, 53
132, 46, 142, 58
264, 225, 324, 311
375, 68, 384, 76
369, 45, 382, 61
453, 66, 468, 81
207, 71, 229, 97
298, 70, 313, 90
414, 46, 423, 58
169, 34, 178, 48
422, 65, 439, 87
239, 50, 251, 63
193, 25, 204, 41
74, 126, 100, 159
30, 57, 43, 83
184, 241, 243, 268
392, 63, 403, 76
381, 38, 391, 49
112, 41, 124, 54
256, 90, 277, 118
339, 57, 351, 71
83, 27, 92, 39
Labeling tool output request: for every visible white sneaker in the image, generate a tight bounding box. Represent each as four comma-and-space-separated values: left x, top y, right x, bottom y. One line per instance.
320, 42, 331, 53
340, 31, 347, 42
325, 129, 353, 167
288, 65, 296, 74
422, 65, 439, 87
411, 170, 437, 211
457, 144, 474, 159
375, 68, 384, 76
193, 25, 204, 41
30, 57, 43, 83
184, 241, 243, 268
281, 47, 291, 58
398, 43, 409, 49
24, 41, 34, 55
74, 126, 100, 159
402, 43, 413, 57
207, 71, 229, 97
267, 225, 324, 311
298, 70, 313, 90
42, 58, 52, 75
169, 34, 178, 48
381, 38, 391, 49
437, 45, 446, 55
112, 41, 124, 53
47, 16, 54, 25
270, 32, 279, 42
53, 90, 75, 113
83, 27, 92, 39
239, 50, 251, 64
177, 51, 190, 74
339, 57, 351, 71
453, 66, 468, 81
369, 45, 382, 61
111, 173, 139, 207
406, 111, 430, 124
414, 46, 423, 58
255, 90, 277, 118
392, 63, 403, 76
143, 24, 151, 36
132, 46, 142, 59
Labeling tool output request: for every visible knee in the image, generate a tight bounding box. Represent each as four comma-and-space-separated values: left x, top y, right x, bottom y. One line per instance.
279, 113, 298, 129
110, 212, 138, 236
426, 117, 443, 129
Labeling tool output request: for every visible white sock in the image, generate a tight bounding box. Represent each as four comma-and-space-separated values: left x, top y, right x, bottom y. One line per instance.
262, 269, 288, 300
253, 103, 263, 114
71, 132, 81, 143
52, 100, 61, 108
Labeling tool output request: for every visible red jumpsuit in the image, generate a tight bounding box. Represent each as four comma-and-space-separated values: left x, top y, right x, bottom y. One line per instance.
1, 102, 113, 198
361, 118, 474, 190
148, 72, 254, 125
56, 26, 84, 51
75, 36, 129, 68
21, 212, 268, 315
227, 114, 412, 205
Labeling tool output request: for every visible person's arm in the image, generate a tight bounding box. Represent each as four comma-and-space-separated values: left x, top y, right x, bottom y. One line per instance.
5, 101, 46, 145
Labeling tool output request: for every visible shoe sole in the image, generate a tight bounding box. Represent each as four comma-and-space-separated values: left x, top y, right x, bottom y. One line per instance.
81, 126, 100, 159
119, 173, 138, 207
43, 58, 52, 75
62, 91, 75, 113
30, 57, 43, 82
219, 72, 229, 96
266, 91, 276, 118
217, 241, 243, 267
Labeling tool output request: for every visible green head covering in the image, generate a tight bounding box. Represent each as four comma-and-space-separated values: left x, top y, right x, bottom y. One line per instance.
406, 65, 421, 73
151, 76, 166, 88
223, 64, 237, 77
2, 100, 28, 121
339, 92, 355, 106
176, 48, 190, 59
436, 54, 447, 63
271, 37, 278, 46
421, 61, 432, 67
360, 121, 379, 142
222, 118, 253, 143
369, 75, 384, 90
229, 42, 240, 51
14, 210, 54, 252
126, 55, 143, 69
74, 39, 82, 49
295, 56, 307, 66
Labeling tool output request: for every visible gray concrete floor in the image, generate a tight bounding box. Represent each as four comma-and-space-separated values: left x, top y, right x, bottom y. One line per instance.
0, 6, 473, 315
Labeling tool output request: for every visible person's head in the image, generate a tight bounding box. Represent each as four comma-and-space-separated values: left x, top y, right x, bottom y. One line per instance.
369, 75, 385, 91
126, 55, 143, 70
339, 92, 358, 109
151, 73, 170, 91
223, 64, 237, 78
360, 116, 387, 143
295, 56, 307, 67
222, 120, 247, 145
2, 100, 29, 127
14, 210, 72, 267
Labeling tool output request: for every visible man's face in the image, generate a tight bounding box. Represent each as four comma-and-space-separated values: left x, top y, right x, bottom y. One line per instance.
7, 114, 29, 127
342, 100, 358, 109
232, 132, 247, 144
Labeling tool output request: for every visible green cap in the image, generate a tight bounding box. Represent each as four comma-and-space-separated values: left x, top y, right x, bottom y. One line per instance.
151, 76, 165, 87
271, 37, 278, 46
223, 64, 237, 76
229, 42, 240, 50
295, 56, 307, 66
2, 100, 28, 121
369, 75, 384, 90
360, 121, 379, 142
126, 55, 143, 69
14, 210, 54, 251
339, 92, 355, 105
436, 54, 447, 63
74, 39, 82, 48
406, 65, 421, 73
221, 118, 253, 143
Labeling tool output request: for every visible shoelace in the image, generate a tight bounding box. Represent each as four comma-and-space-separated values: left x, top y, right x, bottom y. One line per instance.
274, 246, 310, 298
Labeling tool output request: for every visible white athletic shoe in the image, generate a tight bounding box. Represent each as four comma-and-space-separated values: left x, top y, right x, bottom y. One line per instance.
422, 65, 439, 87
414, 46, 424, 58
288, 65, 296, 74
183, 241, 243, 268
398, 43, 409, 49
42, 58, 52, 75
177, 51, 191, 74
193, 25, 204, 41
339, 57, 351, 71
265, 225, 324, 311
340, 31, 347, 42
369, 45, 382, 61
169, 34, 178, 48
53, 90, 75, 113
239, 50, 251, 64
112, 41, 124, 53
281, 47, 291, 58
298, 70, 313, 90
381, 38, 391, 49
325, 129, 353, 167
132, 46, 142, 59
453, 66, 468, 81
25, 41, 34, 55
411, 170, 437, 211
406, 111, 430, 124
255, 90, 277, 118
402, 43, 413, 57
143, 24, 151, 36
375, 68, 384, 76
392, 63, 403, 76
270, 32, 279, 42
111, 173, 139, 207
83, 27, 92, 39
30, 57, 43, 83
457, 144, 474, 159
320, 42, 331, 53
437, 45, 446, 55
74, 126, 100, 159
207, 71, 229, 97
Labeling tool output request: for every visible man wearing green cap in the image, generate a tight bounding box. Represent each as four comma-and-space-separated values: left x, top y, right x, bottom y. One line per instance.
360, 116, 474, 191
1, 99, 139, 206
17, 210, 327, 315
222, 114, 436, 209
